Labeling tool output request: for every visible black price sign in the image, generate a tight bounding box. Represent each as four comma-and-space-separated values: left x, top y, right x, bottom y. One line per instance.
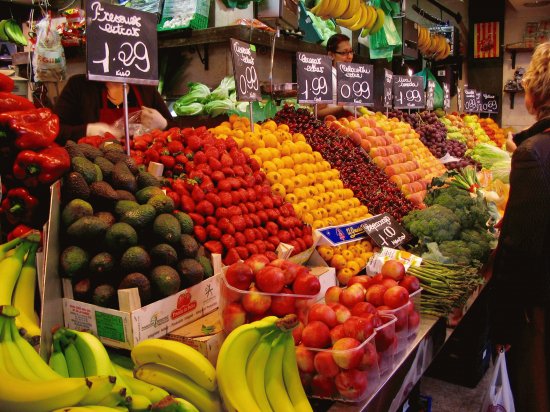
296, 52, 333, 104
464, 88, 478, 112
361, 213, 411, 248
336, 62, 374, 106
86, 0, 158, 85
230, 39, 261, 102
443, 82, 451, 110
383, 69, 393, 108
426, 80, 435, 111
475, 91, 483, 113
481, 93, 498, 114
393, 75, 425, 109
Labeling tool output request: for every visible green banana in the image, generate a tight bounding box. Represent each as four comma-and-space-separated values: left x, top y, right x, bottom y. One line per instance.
64, 339, 86, 378
49, 333, 70, 378
96, 382, 130, 407
68, 328, 114, 376
0, 236, 24, 261
0, 20, 8, 41
0, 242, 31, 306
4, 19, 27, 46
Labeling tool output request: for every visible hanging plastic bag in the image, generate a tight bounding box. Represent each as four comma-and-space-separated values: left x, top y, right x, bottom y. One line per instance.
415, 67, 444, 109
480, 351, 516, 412
32, 13, 66, 82
112, 110, 152, 137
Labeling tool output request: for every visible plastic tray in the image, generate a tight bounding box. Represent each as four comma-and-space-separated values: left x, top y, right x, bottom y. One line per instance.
408, 288, 422, 339
374, 314, 397, 375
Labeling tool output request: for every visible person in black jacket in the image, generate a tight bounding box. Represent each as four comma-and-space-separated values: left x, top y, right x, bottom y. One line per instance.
491, 41, 550, 412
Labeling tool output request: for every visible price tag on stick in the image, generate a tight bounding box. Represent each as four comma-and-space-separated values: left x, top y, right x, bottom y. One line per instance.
443, 82, 451, 110
230, 39, 261, 102
86, 1, 158, 85
361, 213, 411, 248
475, 91, 483, 113
481, 93, 498, 114
296, 52, 333, 104
336, 62, 374, 107
393, 75, 425, 109
384, 69, 393, 108
426, 80, 435, 111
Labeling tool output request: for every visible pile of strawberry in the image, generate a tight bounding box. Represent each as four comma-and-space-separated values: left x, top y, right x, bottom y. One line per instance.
130, 127, 314, 265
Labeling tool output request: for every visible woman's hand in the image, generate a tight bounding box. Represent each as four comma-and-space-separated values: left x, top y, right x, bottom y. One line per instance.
141, 106, 168, 131
86, 122, 123, 139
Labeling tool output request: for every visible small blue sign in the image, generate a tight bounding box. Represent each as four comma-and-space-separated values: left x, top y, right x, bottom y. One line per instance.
316, 218, 372, 246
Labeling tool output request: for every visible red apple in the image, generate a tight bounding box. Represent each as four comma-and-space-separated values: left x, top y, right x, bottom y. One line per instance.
325, 286, 343, 304
268, 258, 286, 268
308, 303, 338, 328
351, 301, 377, 318
302, 321, 331, 349
255, 266, 285, 293
292, 272, 321, 296
343, 316, 374, 342
381, 260, 405, 281
339, 284, 365, 308
383, 286, 409, 309
328, 303, 352, 324
282, 261, 307, 285
295, 345, 315, 373
313, 351, 340, 377
400, 275, 420, 293
225, 262, 254, 291
335, 369, 368, 399
270, 287, 296, 316
292, 320, 304, 345
300, 371, 313, 390
242, 285, 271, 315
375, 319, 396, 352
380, 278, 398, 289
370, 274, 384, 284
221, 302, 246, 333
358, 342, 378, 370
329, 324, 347, 344
311, 374, 337, 398
332, 337, 364, 369
348, 275, 375, 290
408, 310, 420, 331
365, 284, 387, 307
244, 254, 270, 274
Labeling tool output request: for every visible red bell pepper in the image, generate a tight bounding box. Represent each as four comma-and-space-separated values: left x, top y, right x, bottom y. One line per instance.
0, 108, 59, 149
0, 74, 14, 93
0, 92, 35, 113
1, 187, 39, 224
13, 147, 70, 188
6, 224, 43, 244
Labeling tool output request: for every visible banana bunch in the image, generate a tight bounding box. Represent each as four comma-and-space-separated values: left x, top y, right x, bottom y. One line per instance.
0, 306, 121, 412
131, 338, 221, 412
0, 18, 27, 46
310, 0, 385, 35
217, 314, 313, 412
417, 24, 451, 61
0, 233, 42, 341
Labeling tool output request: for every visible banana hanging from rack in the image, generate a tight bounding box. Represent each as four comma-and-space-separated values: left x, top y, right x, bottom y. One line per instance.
369, 8, 386, 35
331, 0, 352, 18
310, 0, 335, 17
0, 19, 27, 46
340, 0, 360, 19
335, 6, 363, 30
349, 3, 370, 31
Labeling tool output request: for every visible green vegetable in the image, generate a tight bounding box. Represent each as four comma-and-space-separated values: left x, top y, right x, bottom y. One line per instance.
437, 240, 473, 266
402, 204, 461, 243
207, 76, 235, 101
175, 82, 210, 106
174, 102, 204, 116
489, 159, 511, 183
204, 99, 235, 117
469, 143, 510, 169
459, 228, 495, 262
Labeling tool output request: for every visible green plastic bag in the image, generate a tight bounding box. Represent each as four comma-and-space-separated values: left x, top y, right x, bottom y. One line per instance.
415, 67, 444, 109
368, 14, 402, 61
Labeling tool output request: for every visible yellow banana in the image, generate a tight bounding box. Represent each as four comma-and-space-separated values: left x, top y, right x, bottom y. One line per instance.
313, 0, 334, 17
217, 316, 279, 412
0, 242, 31, 306
349, 3, 370, 31
96, 382, 129, 407
0, 236, 24, 261
340, 0, 359, 19
128, 393, 152, 412
0, 315, 40, 381
174, 397, 200, 412
369, 8, 386, 35
13, 243, 41, 339
78, 375, 117, 406
112, 362, 170, 404
363, 5, 378, 31
135, 363, 220, 412
51, 406, 124, 412
131, 338, 217, 392
69, 329, 113, 376
246, 332, 275, 412
331, 0, 351, 18
282, 334, 313, 412
265, 334, 295, 412
335, 8, 363, 29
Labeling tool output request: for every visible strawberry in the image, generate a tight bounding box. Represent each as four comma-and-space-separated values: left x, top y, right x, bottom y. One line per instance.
206, 224, 222, 240
220, 153, 233, 168
249, 157, 261, 171
244, 228, 256, 243
264, 240, 276, 252
253, 240, 267, 254
302, 226, 313, 236
195, 163, 212, 175
266, 209, 279, 221
303, 234, 314, 248
223, 248, 241, 266
267, 236, 280, 248
243, 165, 253, 175
220, 234, 236, 250
228, 177, 241, 190
191, 185, 205, 203
253, 171, 266, 185
277, 216, 289, 229
205, 216, 217, 226
239, 204, 248, 215
167, 140, 184, 154
217, 179, 232, 192
296, 238, 307, 251
278, 230, 291, 244
291, 227, 302, 238
204, 239, 223, 254
188, 212, 205, 226
221, 167, 235, 177
230, 215, 246, 232
211, 170, 225, 182
273, 195, 283, 208
234, 232, 246, 247
243, 214, 253, 228
233, 165, 245, 177
196, 200, 214, 216
238, 188, 249, 202
219, 219, 236, 235
215, 207, 229, 219
193, 151, 207, 165
245, 202, 256, 214
225, 137, 237, 149
254, 201, 264, 211
231, 191, 242, 205
144, 148, 160, 163
194, 226, 207, 243
175, 153, 188, 165
200, 178, 215, 193
204, 146, 220, 160
252, 217, 264, 232
187, 134, 203, 151
133, 139, 149, 151
205, 193, 221, 208
246, 243, 259, 256
246, 188, 257, 202
165, 191, 180, 209
180, 195, 195, 213
235, 246, 249, 260
208, 157, 222, 171
228, 205, 242, 216
219, 192, 233, 208
160, 155, 176, 170
265, 221, 278, 236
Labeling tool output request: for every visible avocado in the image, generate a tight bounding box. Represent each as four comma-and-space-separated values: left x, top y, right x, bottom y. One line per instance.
90, 181, 119, 204
137, 171, 161, 189
115, 200, 139, 217
177, 259, 205, 288
89, 252, 115, 276
65, 141, 84, 158
150, 243, 179, 266
135, 186, 164, 204
147, 194, 175, 214
119, 273, 152, 304
64, 172, 90, 201
115, 190, 136, 201
179, 234, 199, 258
174, 211, 194, 235
66, 216, 109, 244
60, 246, 89, 277
120, 246, 151, 274
101, 142, 125, 154
150, 266, 181, 298
92, 284, 117, 308
153, 214, 182, 244
196, 255, 214, 279
103, 151, 139, 175
71, 156, 98, 184
112, 161, 137, 192
77, 143, 103, 161
61, 199, 94, 227
121, 204, 156, 229
93, 164, 103, 181
94, 211, 116, 227
94, 157, 114, 180
73, 278, 92, 302
105, 222, 138, 253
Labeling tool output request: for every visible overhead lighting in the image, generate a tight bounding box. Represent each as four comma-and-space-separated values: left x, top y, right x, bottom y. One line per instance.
524, 0, 550, 6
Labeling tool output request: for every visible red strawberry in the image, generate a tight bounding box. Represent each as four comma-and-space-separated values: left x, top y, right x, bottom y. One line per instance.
257, 210, 268, 224
180, 196, 195, 213
196, 200, 214, 216
265, 221, 278, 236
254, 240, 267, 254
221, 167, 235, 177
219, 192, 233, 208
215, 207, 229, 219
243, 214, 253, 228
200, 178, 215, 193
245, 202, 256, 213
233, 165, 245, 177
165, 191, 180, 209
266, 209, 279, 221
205, 193, 221, 208
254, 201, 264, 211
229, 177, 241, 190
144, 148, 160, 163
249, 157, 261, 171
278, 230, 291, 244
228, 206, 242, 216
193, 151, 207, 165
194, 226, 207, 243
261, 196, 274, 209
272, 195, 283, 208
217, 179, 232, 192
223, 248, 241, 266
188, 213, 205, 226
231, 191, 242, 205
167, 140, 184, 154
220, 153, 233, 167
246, 243, 259, 256
220, 234, 236, 250
206, 225, 222, 240
244, 228, 256, 243
303, 234, 314, 248
208, 157, 222, 171
234, 232, 246, 247
235, 246, 249, 260
230, 215, 246, 232
265, 240, 276, 252
205, 216, 217, 226
187, 134, 203, 151
296, 238, 307, 251
243, 165, 253, 175
238, 188, 248, 202
239, 204, 248, 215
204, 146, 220, 160
191, 185, 205, 203
211, 171, 225, 182
204, 240, 223, 254
250, 214, 261, 228
225, 137, 237, 149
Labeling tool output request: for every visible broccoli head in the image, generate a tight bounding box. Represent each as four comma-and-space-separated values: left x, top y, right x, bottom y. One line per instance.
402, 204, 461, 243
438, 240, 473, 265
460, 228, 494, 261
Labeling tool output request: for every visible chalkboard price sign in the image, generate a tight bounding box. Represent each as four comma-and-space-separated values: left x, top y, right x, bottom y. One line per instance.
475, 91, 483, 113
393, 75, 425, 109
384, 69, 393, 108
481, 93, 498, 114
426, 80, 435, 111
443, 82, 451, 110
230, 39, 261, 102
86, 0, 158, 85
336, 62, 374, 106
464, 88, 478, 112
296, 52, 333, 104
361, 213, 411, 248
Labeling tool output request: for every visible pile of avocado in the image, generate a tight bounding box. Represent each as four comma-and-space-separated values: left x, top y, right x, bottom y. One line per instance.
59, 141, 213, 309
